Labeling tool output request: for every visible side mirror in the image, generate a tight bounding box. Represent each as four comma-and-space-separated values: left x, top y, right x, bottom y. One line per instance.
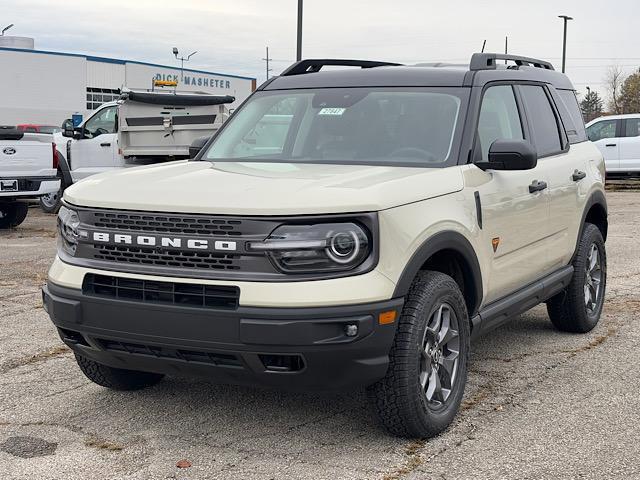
189, 135, 211, 159
476, 139, 537, 171
62, 119, 75, 138
72, 127, 84, 140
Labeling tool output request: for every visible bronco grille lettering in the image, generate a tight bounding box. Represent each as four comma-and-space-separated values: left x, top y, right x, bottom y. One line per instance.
91, 232, 237, 252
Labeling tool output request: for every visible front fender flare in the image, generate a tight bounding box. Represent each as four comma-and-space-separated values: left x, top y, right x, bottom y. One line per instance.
392, 231, 483, 316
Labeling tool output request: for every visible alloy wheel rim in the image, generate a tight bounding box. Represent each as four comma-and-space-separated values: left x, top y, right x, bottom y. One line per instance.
41, 191, 59, 208
419, 302, 460, 407
584, 243, 603, 314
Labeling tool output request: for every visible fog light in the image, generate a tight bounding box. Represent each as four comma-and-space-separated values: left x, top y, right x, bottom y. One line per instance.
345, 324, 358, 337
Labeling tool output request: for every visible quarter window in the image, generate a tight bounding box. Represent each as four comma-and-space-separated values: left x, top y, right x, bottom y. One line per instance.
556, 89, 587, 143
476, 85, 524, 161
519, 85, 563, 157
586, 120, 617, 142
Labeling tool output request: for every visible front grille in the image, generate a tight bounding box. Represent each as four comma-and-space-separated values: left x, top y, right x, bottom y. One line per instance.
92, 244, 241, 271
92, 211, 243, 236
95, 338, 243, 368
83, 274, 239, 310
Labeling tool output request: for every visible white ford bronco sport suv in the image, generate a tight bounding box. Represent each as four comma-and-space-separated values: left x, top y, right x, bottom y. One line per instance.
43, 53, 607, 438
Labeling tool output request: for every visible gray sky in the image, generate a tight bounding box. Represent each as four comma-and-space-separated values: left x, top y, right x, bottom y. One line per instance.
3, 0, 640, 98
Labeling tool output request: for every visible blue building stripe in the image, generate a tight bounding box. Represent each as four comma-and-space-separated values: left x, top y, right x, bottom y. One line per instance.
0, 46, 255, 81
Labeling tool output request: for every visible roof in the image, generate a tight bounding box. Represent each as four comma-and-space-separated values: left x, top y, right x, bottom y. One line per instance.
263, 54, 575, 91
0, 46, 255, 81
586, 113, 640, 126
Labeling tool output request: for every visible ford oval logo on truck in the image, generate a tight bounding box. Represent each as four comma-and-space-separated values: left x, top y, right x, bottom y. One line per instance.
2, 147, 16, 155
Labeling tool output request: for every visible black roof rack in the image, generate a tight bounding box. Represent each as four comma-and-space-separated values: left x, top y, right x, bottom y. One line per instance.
470, 53, 554, 71
281, 59, 403, 76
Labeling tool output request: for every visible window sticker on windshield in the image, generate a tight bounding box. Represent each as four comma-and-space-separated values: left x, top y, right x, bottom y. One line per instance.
317, 107, 346, 116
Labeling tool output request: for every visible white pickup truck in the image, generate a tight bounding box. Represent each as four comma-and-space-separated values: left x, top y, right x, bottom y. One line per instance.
0, 126, 60, 228
41, 88, 234, 213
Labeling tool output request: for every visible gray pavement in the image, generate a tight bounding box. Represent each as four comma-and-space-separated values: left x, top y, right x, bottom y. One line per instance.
0, 193, 638, 480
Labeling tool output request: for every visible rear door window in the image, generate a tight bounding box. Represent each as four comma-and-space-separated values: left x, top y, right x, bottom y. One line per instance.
519, 85, 563, 157
623, 118, 640, 137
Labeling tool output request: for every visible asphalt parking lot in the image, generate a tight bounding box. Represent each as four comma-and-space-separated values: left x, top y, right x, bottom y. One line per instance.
0, 192, 639, 480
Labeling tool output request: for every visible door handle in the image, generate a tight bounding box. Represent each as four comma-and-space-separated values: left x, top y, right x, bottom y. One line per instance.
529, 179, 548, 193
605, 143, 616, 147
572, 169, 586, 181
100, 142, 111, 147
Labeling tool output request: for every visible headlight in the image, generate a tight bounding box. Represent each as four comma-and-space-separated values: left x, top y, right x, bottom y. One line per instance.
57, 205, 85, 256
248, 222, 371, 273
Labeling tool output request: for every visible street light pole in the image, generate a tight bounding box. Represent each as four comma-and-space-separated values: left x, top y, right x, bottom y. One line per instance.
1, 24, 14, 36
296, 0, 303, 61
173, 48, 198, 82
558, 15, 573, 73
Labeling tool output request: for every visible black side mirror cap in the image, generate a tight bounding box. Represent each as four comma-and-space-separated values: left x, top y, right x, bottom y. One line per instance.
476, 139, 538, 171
189, 135, 211, 159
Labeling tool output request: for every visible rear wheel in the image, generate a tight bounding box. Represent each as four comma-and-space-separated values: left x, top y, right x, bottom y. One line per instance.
0, 202, 28, 229
39, 173, 67, 214
367, 271, 470, 438
75, 354, 164, 391
547, 223, 606, 333
39, 189, 62, 214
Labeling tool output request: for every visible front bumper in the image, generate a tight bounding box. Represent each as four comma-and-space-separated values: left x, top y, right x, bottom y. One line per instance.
43, 281, 403, 390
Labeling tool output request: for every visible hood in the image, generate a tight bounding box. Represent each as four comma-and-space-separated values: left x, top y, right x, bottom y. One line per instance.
64, 161, 463, 215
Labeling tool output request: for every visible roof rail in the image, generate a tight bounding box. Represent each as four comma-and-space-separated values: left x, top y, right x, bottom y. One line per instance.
470, 53, 554, 71
280, 59, 403, 76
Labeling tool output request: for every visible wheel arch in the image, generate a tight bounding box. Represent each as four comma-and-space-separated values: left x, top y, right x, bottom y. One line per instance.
56, 146, 73, 187
392, 231, 483, 316
574, 190, 608, 260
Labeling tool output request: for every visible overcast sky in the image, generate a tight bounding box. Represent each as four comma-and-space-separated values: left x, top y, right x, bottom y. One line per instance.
3, 0, 640, 98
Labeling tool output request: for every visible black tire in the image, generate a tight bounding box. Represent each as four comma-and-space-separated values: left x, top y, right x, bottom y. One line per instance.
74, 354, 164, 391
547, 223, 606, 333
367, 271, 470, 438
0, 202, 28, 229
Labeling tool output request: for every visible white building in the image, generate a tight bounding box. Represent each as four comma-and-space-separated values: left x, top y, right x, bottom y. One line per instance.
0, 44, 256, 126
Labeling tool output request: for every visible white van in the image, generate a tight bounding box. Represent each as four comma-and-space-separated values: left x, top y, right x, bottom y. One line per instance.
586, 114, 640, 176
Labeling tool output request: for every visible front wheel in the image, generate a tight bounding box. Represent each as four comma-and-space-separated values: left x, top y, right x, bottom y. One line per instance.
367, 271, 470, 438
547, 223, 607, 333
75, 354, 164, 391
0, 202, 28, 229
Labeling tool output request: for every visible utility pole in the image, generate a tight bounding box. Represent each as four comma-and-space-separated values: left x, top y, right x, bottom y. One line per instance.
296, 0, 303, 61
262, 46, 273, 81
558, 15, 573, 73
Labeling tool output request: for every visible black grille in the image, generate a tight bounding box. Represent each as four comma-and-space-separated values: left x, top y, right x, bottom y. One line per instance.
95, 338, 243, 368
83, 274, 239, 310
91, 244, 241, 270
92, 211, 243, 236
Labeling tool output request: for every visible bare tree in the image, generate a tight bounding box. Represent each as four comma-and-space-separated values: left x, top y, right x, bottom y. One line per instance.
605, 65, 625, 114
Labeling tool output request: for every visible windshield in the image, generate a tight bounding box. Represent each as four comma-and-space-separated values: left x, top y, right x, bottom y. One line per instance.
203, 87, 468, 167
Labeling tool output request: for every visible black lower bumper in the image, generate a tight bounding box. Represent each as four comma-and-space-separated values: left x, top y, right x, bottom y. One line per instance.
42, 281, 403, 390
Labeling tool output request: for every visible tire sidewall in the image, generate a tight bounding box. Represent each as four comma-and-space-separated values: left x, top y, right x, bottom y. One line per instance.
574, 224, 607, 327
412, 285, 470, 432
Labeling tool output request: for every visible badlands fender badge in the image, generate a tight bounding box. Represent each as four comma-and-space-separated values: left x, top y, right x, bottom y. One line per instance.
491, 237, 500, 253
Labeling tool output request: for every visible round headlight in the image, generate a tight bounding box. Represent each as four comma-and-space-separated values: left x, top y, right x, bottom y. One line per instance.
327, 231, 360, 264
